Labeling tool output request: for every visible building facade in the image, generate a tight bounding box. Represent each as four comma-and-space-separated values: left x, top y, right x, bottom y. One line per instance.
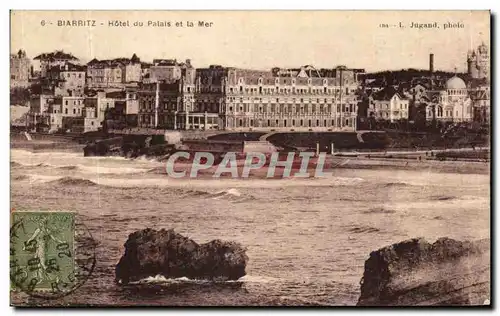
469, 82, 490, 124
368, 88, 410, 122
86, 54, 142, 88
10, 50, 31, 88
426, 76, 473, 122
33, 50, 79, 78
137, 65, 363, 131
47, 63, 86, 96
146, 59, 192, 83
467, 43, 490, 82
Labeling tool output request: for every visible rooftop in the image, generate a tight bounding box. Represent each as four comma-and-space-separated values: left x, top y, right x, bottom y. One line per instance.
34, 50, 78, 61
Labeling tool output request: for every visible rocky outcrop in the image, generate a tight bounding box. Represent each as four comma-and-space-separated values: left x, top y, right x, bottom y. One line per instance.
357, 237, 490, 306
115, 228, 248, 284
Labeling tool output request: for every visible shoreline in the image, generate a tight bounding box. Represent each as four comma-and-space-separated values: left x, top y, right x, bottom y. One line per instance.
147, 156, 489, 178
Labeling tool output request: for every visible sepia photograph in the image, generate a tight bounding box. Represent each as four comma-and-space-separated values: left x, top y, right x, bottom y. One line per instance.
9, 10, 491, 307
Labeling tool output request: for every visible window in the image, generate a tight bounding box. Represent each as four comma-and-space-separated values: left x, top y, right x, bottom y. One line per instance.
65, 100, 68, 105
91, 121, 94, 126
65, 108, 68, 114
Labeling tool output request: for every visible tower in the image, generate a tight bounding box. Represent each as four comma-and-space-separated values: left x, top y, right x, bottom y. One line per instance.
429, 53, 434, 73
467, 42, 489, 81
476, 42, 489, 81
467, 50, 478, 78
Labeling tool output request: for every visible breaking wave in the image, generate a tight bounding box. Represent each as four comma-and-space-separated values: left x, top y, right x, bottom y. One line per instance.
10, 161, 22, 168
57, 165, 79, 170
10, 160, 151, 175
130, 275, 200, 285
344, 225, 381, 234
328, 177, 365, 186
430, 195, 456, 201
129, 274, 277, 285
383, 182, 413, 188
212, 188, 242, 198
362, 208, 397, 214
76, 165, 151, 175
11, 174, 29, 181
48, 177, 98, 187
181, 189, 212, 197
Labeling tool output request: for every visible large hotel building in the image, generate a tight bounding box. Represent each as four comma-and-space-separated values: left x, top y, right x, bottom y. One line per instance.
138, 64, 364, 131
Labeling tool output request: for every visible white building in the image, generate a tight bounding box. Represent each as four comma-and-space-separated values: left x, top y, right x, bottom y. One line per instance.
426, 76, 473, 122
369, 88, 409, 122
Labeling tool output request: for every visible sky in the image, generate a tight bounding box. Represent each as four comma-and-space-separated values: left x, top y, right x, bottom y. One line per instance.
10, 10, 490, 73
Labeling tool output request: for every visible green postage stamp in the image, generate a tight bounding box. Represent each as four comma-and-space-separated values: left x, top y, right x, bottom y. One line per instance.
10, 211, 76, 294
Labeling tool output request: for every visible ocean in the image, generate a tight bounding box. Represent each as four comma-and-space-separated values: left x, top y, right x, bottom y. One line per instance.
10, 148, 490, 306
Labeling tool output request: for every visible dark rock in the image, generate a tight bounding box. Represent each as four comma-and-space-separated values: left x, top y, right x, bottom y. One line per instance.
115, 228, 248, 284
357, 237, 490, 306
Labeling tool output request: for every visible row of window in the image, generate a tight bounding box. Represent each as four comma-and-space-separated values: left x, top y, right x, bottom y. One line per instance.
62, 73, 84, 78
371, 111, 408, 118
137, 116, 354, 129
64, 99, 84, 105
372, 103, 409, 110
230, 118, 353, 128
138, 102, 357, 114
447, 89, 467, 95
228, 97, 355, 103
227, 104, 356, 114
237, 77, 354, 86
427, 107, 472, 117
52, 107, 82, 115
227, 86, 354, 95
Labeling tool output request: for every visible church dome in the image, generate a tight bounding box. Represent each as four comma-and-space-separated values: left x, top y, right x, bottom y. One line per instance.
446, 76, 466, 90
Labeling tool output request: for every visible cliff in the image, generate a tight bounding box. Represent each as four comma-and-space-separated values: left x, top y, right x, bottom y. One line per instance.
357, 237, 490, 306
115, 228, 248, 284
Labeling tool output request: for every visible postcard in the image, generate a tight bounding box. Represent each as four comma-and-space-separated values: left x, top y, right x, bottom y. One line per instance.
10, 10, 490, 307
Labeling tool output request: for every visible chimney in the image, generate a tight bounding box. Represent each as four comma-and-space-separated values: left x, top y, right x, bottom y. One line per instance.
429, 54, 434, 73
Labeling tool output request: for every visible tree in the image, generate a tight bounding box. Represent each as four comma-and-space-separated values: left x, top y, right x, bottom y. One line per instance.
10, 87, 31, 105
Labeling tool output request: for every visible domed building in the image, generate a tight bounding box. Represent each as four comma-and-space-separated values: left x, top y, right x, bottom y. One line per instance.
426, 76, 472, 122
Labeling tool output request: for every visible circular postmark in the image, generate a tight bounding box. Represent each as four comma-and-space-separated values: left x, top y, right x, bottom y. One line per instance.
10, 211, 97, 299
